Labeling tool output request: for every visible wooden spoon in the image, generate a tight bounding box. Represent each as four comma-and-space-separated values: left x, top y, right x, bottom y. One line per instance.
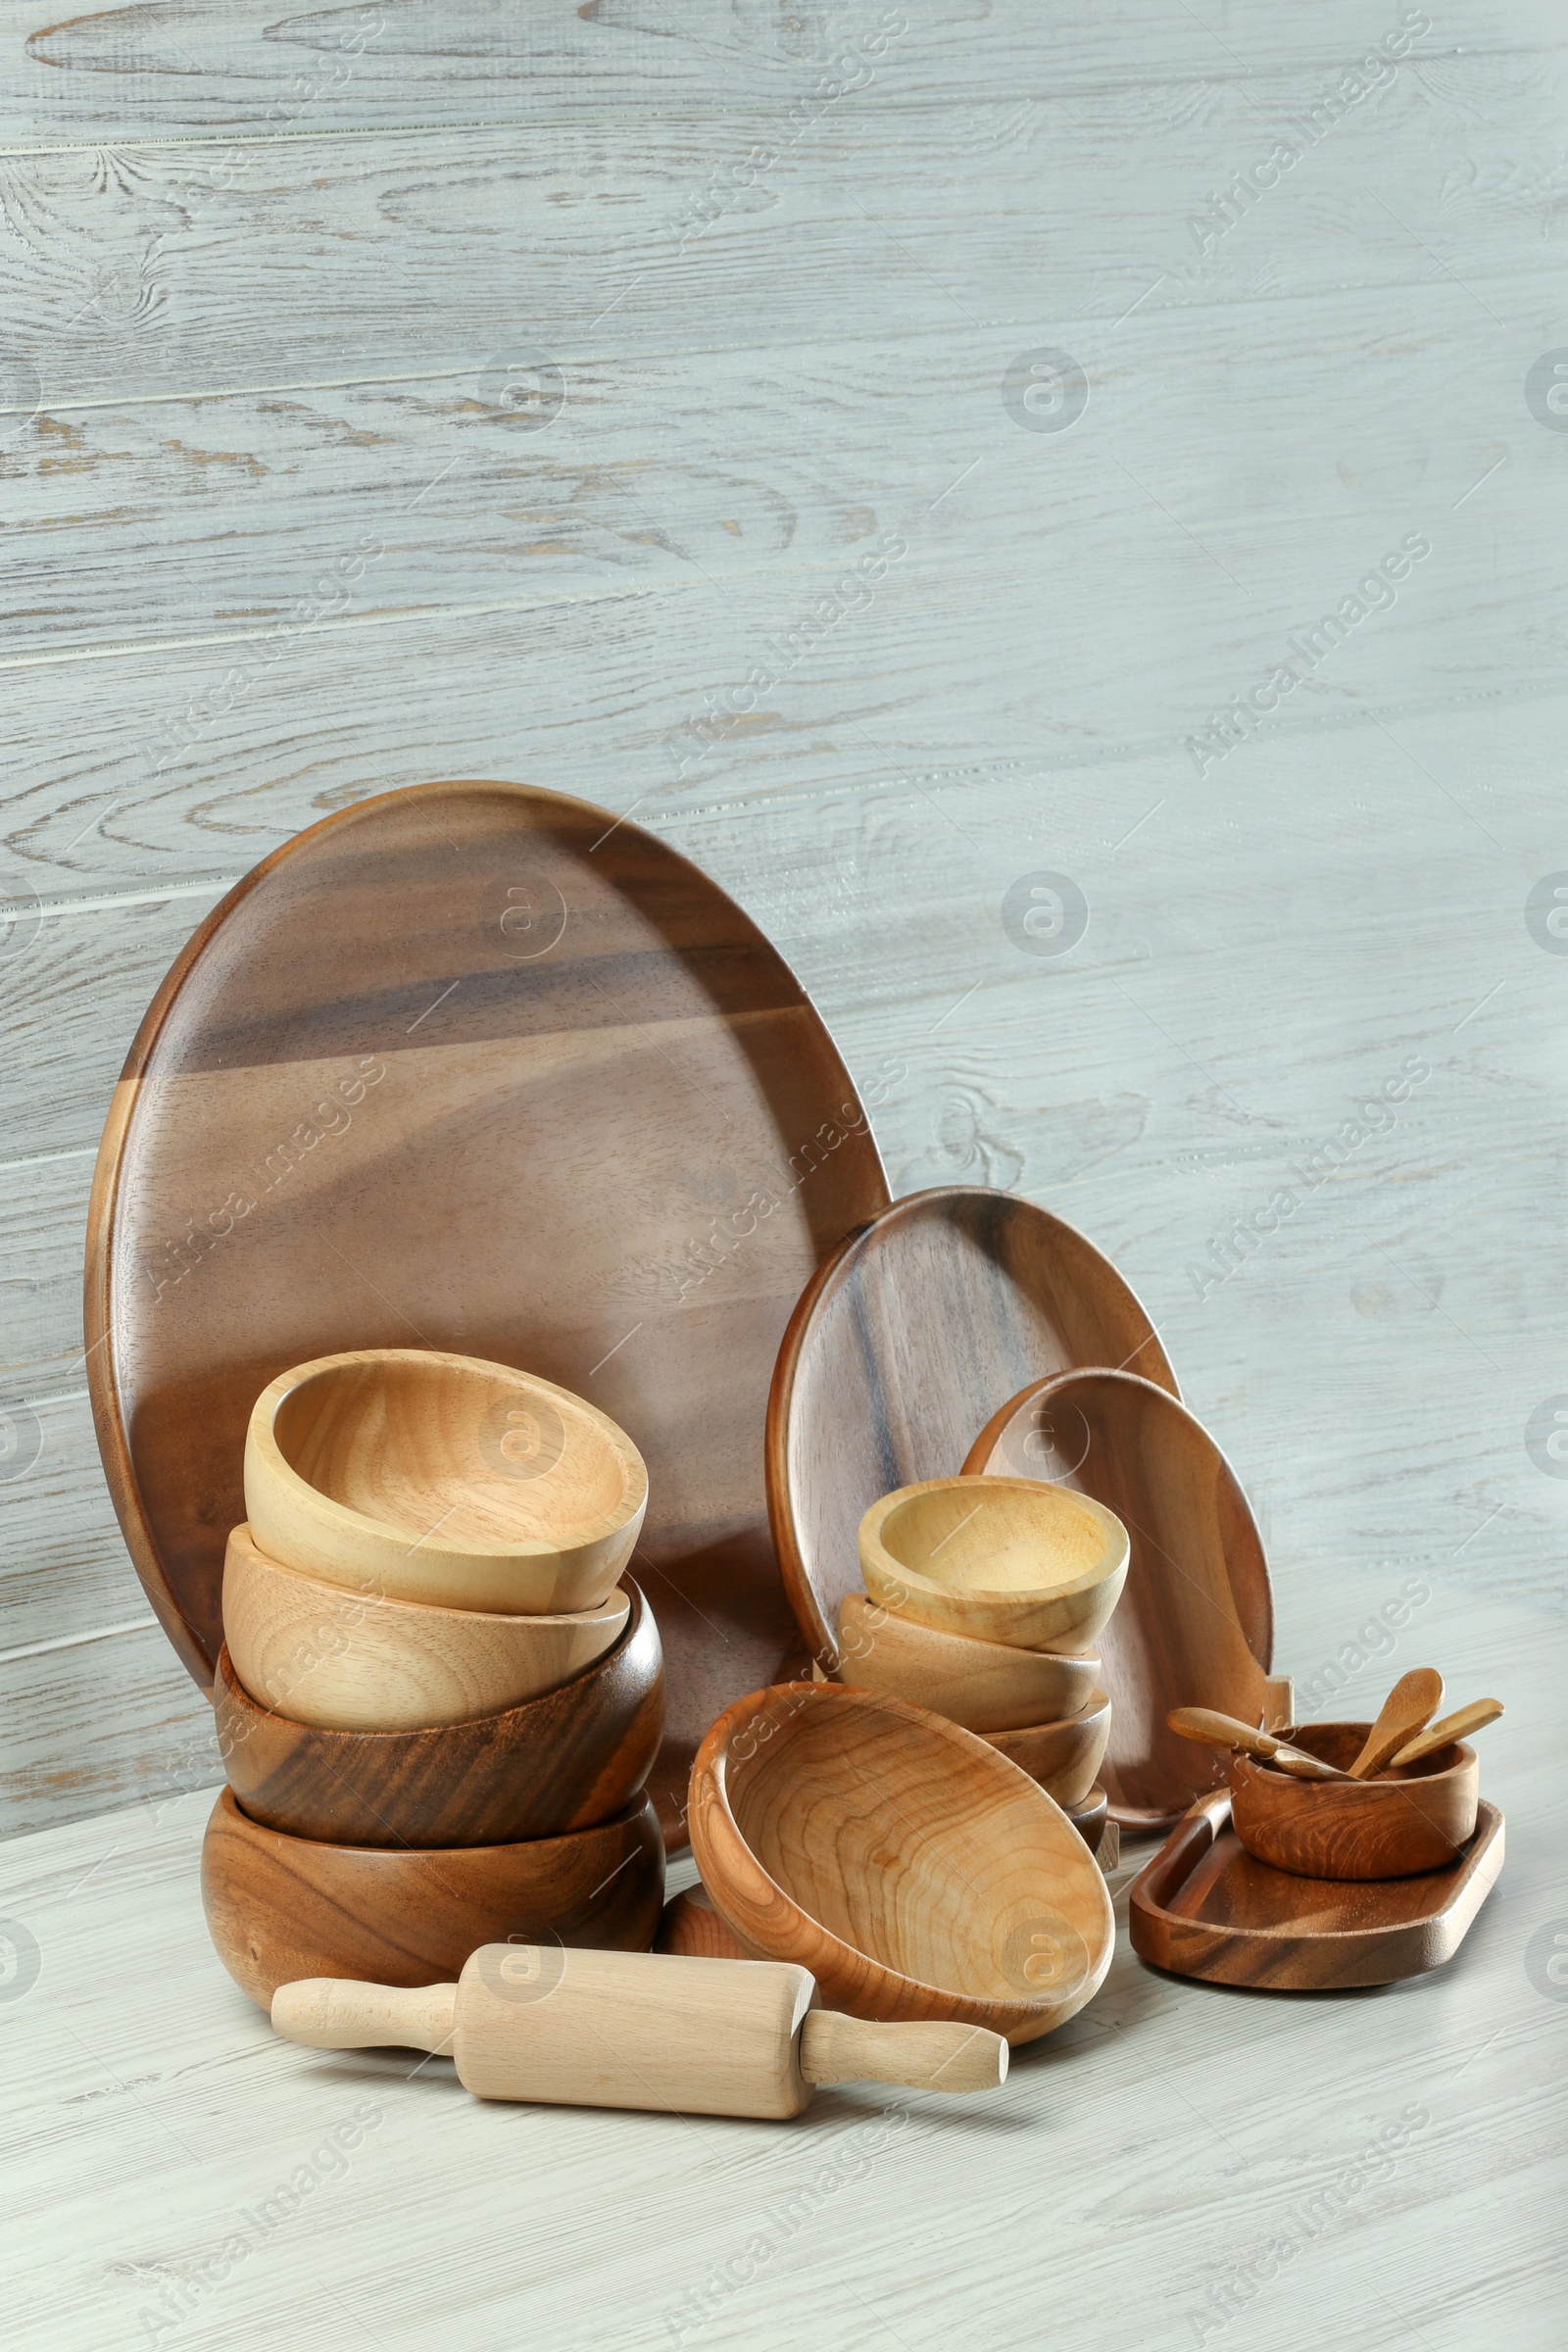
1347, 1668, 1443, 1779
1387, 1697, 1501, 1771
1166, 1707, 1348, 1782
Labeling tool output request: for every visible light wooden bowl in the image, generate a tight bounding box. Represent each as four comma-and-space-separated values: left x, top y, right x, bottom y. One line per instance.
244, 1348, 647, 1615
221, 1523, 628, 1732
214, 1577, 663, 1846
1229, 1723, 1481, 1880
858, 1476, 1128, 1653
983, 1690, 1111, 1808
833, 1592, 1100, 1731
201, 1788, 664, 2008
689, 1682, 1114, 2044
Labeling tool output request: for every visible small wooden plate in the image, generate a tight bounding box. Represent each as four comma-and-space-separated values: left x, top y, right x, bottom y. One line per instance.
85, 781, 889, 1844
1128, 1791, 1504, 1989
767, 1187, 1176, 1669
964, 1368, 1271, 1833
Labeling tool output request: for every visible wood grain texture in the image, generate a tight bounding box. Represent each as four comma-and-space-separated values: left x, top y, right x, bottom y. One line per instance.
857, 1473, 1128, 1652
767, 1188, 1175, 1669
1, 0, 1564, 1889
965, 1368, 1272, 1833
1347, 1667, 1445, 1777
200, 1786, 664, 2009
689, 1682, 1115, 2045
654, 1880, 752, 1962
3, 2, 1548, 143
220, 1524, 629, 1733
1229, 1722, 1480, 1881
245, 1348, 647, 1614
982, 1690, 1111, 1809
272, 1946, 1005, 2117
833, 1591, 1101, 1731
1129, 1790, 1504, 1989
213, 1575, 662, 1847
84, 779, 888, 1842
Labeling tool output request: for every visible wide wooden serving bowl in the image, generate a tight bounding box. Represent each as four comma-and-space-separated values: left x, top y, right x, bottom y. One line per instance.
214, 1577, 663, 1847
201, 1788, 663, 2008
1229, 1723, 1480, 1880
833, 1593, 1101, 1731
245, 1348, 647, 1615
858, 1476, 1127, 1653
221, 1523, 628, 1731
984, 1690, 1111, 1808
689, 1683, 1114, 2044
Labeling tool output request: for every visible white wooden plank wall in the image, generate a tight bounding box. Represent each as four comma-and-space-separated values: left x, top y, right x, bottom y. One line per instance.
1, 0, 1564, 1835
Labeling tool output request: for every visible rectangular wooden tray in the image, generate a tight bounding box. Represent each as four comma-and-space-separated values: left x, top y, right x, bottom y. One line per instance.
1129, 1791, 1504, 1988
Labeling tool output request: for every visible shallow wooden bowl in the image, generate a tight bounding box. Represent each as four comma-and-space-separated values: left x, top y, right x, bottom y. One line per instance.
858, 1476, 1128, 1653
201, 1788, 663, 2008
214, 1577, 662, 1846
689, 1682, 1114, 2044
834, 1593, 1101, 1732
983, 1690, 1111, 1808
1229, 1723, 1480, 1880
245, 1348, 648, 1615
221, 1523, 629, 1731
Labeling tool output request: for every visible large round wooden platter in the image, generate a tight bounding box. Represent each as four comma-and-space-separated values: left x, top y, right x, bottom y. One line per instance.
85, 782, 889, 1841
965, 1368, 1272, 1834
765, 1186, 1177, 1669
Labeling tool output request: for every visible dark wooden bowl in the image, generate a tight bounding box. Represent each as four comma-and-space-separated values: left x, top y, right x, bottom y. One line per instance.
1229, 1722, 1480, 1880
1067, 1785, 1109, 1855
214, 1575, 663, 1846
201, 1788, 664, 2008
690, 1682, 1114, 2044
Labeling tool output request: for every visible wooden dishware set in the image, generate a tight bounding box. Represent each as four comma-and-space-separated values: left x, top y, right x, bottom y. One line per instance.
202, 1347, 665, 2006
84, 781, 1507, 2120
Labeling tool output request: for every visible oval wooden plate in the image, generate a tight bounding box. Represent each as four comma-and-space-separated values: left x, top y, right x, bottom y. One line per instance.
85, 782, 889, 1843
766, 1187, 1176, 1669
964, 1368, 1272, 1833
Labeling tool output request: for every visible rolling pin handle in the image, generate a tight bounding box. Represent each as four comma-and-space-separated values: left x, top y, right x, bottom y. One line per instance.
271, 1979, 459, 2054
799, 2010, 1007, 2093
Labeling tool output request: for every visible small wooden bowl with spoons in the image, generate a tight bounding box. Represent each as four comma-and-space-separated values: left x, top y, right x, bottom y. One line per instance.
221, 1523, 629, 1732
1229, 1723, 1481, 1879
245, 1348, 647, 1615
858, 1476, 1128, 1654
833, 1593, 1101, 1732
689, 1682, 1114, 2044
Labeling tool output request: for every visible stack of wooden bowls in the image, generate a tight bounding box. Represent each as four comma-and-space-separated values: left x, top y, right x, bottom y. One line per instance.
202, 1348, 666, 2007
834, 1475, 1124, 1848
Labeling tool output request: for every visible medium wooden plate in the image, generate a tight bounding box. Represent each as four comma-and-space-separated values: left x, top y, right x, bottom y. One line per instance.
1128, 1792, 1504, 1988
964, 1368, 1272, 1834
85, 782, 889, 1842
766, 1187, 1177, 1669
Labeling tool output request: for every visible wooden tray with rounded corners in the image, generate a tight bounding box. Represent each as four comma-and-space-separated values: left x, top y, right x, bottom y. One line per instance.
1128, 1791, 1504, 1989
964, 1368, 1273, 1834
84, 782, 888, 1845
766, 1188, 1177, 1671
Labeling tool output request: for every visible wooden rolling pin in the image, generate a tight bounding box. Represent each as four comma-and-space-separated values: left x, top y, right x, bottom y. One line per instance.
272, 1944, 1007, 2121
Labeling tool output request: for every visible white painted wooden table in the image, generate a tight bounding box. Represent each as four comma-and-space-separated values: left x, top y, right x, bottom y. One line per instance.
3, 1587, 1562, 2352
2, 0, 1566, 2337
